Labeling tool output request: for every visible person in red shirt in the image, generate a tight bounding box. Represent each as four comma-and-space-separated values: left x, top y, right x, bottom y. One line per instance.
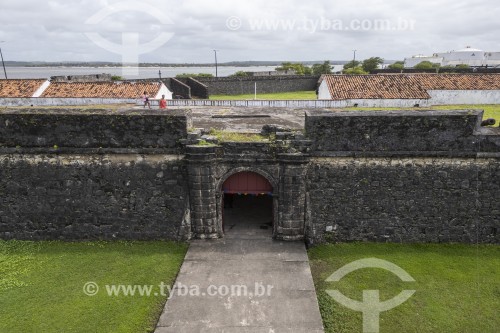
159, 95, 167, 109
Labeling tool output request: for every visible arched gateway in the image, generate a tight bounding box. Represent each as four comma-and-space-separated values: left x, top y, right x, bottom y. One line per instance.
185, 146, 307, 241
220, 171, 275, 236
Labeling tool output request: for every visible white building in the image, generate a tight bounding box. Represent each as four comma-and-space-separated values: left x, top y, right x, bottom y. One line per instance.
404, 47, 500, 68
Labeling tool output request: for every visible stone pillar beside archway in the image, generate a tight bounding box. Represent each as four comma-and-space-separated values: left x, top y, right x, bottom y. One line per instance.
185, 146, 220, 239
276, 155, 309, 241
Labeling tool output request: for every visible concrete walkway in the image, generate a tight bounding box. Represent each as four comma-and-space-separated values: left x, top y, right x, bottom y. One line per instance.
155, 197, 324, 332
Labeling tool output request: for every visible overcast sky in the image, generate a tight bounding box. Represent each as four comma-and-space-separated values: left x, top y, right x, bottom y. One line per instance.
0, 0, 499, 63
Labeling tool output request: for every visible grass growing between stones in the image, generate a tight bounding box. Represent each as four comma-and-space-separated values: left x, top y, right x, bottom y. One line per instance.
0, 241, 188, 333
309, 243, 500, 333
208, 128, 271, 142
210, 90, 317, 100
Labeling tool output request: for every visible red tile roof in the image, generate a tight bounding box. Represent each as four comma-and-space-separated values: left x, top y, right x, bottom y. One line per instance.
321, 73, 500, 100
0, 79, 47, 97
40, 82, 161, 98
322, 75, 430, 100
409, 74, 500, 90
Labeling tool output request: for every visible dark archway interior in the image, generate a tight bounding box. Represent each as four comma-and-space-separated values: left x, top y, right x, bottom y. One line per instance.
222, 172, 274, 237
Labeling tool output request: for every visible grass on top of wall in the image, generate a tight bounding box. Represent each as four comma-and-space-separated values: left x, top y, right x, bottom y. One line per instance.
207, 128, 271, 142
0, 241, 188, 333
343, 104, 500, 121
209, 91, 317, 100
309, 243, 500, 333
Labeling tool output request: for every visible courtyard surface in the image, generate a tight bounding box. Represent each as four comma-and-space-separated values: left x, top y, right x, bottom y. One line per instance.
168, 104, 500, 133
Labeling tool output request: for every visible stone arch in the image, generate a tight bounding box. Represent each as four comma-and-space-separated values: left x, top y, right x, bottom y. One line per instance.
216, 167, 279, 238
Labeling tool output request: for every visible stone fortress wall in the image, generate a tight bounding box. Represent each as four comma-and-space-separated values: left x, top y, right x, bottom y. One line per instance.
0, 108, 498, 244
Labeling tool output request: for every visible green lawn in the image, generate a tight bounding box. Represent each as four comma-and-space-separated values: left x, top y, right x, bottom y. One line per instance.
433, 104, 500, 121
210, 90, 317, 100
0, 241, 188, 333
309, 243, 500, 333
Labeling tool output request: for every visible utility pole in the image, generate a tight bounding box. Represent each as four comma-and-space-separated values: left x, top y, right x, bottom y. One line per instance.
352, 49, 357, 64
214, 50, 218, 78
0, 41, 7, 79
158, 69, 162, 80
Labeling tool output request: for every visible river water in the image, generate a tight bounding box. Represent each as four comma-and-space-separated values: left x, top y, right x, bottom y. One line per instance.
3, 66, 279, 79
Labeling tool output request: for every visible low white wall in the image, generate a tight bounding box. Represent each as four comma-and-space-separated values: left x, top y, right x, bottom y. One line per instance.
428, 90, 500, 105
337, 99, 430, 108
1, 97, 429, 109
163, 99, 430, 108
0, 98, 138, 107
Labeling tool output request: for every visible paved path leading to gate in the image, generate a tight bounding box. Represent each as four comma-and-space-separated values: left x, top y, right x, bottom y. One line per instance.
154, 227, 324, 332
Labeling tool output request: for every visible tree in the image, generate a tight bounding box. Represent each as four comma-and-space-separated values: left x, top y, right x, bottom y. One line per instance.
343, 60, 361, 70
456, 64, 470, 69
111, 75, 124, 81
414, 61, 440, 70
343, 66, 368, 75
312, 61, 333, 75
275, 62, 310, 75
362, 57, 384, 72
388, 61, 404, 70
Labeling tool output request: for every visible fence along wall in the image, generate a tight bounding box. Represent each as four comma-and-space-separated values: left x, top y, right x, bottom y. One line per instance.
0, 109, 191, 241
305, 110, 500, 244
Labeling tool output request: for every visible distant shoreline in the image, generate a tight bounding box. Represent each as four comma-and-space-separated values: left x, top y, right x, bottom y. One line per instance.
3, 60, 356, 68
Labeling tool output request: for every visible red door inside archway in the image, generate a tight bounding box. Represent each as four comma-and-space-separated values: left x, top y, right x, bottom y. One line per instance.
222, 172, 274, 235
222, 172, 273, 195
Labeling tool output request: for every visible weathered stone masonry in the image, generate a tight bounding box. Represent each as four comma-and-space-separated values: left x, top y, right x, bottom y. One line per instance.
304, 110, 500, 244
0, 109, 191, 241
0, 108, 499, 244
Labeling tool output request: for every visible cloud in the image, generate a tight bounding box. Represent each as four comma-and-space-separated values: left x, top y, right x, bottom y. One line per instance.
0, 0, 498, 62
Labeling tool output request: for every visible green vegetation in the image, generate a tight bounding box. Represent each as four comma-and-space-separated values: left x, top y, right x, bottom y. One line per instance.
343, 104, 500, 121
309, 243, 500, 333
312, 61, 333, 75
229, 71, 250, 77
388, 61, 405, 70
433, 104, 500, 120
110, 75, 124, 81
361, 57, 384, 73
210, 90, 316, 100
275, 62, 312, 75
175, 73, 214, 78
343, 57, 383, 74
343, 60, 361, 70
414, 61, 440, 70
208, 128, 269, 142
197, 139, 217, 146
343, 66, 369, 75
0, 241, 188, 333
